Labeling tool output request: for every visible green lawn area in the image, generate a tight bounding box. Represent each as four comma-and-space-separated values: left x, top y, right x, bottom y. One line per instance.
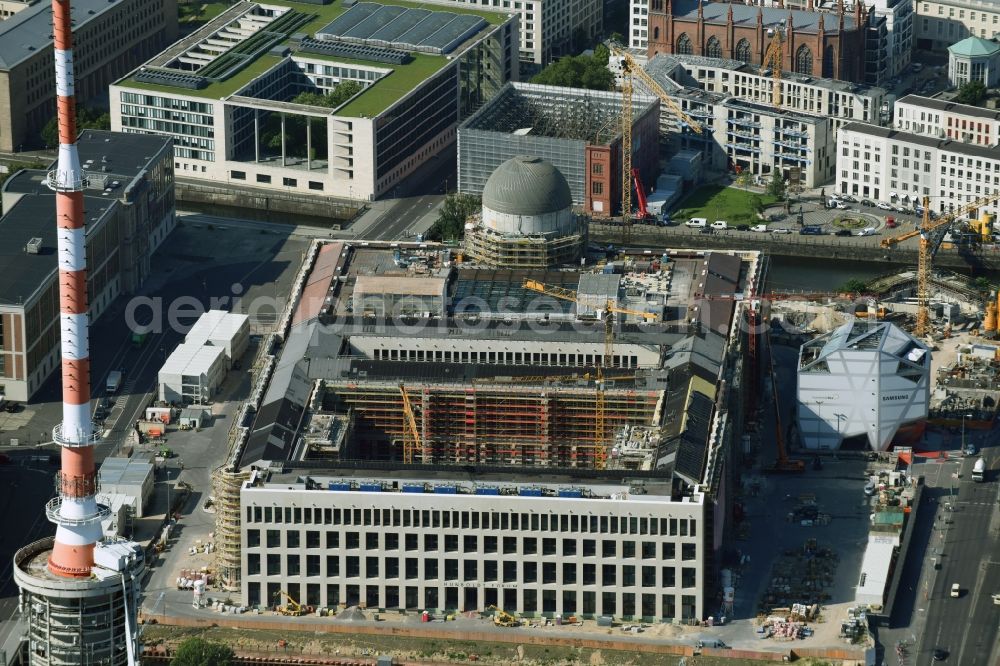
178, 1, 230, 24
122, 55, 284, 99
670, 185, 777, 226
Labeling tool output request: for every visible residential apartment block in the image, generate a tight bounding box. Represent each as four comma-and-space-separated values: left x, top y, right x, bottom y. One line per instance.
894, 94, 1000, 146
915, 0, 1000, 50
0, 132, 174, 401
241, 472, 708, 621
835, 122, 1000, 214
111, 1, 517, 203
424, 0, 601, 66
639, 54, 885, 187
0, 0, 178, 152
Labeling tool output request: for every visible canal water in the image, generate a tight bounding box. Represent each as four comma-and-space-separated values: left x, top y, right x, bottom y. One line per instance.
766, 256, 892, 292
769, 255, 1000, 292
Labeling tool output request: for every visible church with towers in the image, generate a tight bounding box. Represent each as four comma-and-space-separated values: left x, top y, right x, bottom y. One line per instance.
645, 0, 872, 84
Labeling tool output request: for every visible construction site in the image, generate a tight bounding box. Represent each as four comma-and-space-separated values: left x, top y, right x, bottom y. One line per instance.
199, 206, 760, 621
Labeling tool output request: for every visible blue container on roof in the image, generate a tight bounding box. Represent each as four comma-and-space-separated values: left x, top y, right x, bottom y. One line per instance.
402, 484, 425, 493
558, 489, 583, 498
519, 487, 543, 497
327, 482, 351, 491
359, 483, 381, 492
434, 485, 457, 494
475, 487, 500, 495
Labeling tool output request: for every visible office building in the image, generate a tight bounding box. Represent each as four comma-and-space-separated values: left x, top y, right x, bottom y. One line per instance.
915, 0, 1000, 51
457, 82, 660, 217
111, 0, 518, 203
0, 0, 178, 151
894, 94, 1000, 146
0, 131, 174, 402
835, 121, 1000, 214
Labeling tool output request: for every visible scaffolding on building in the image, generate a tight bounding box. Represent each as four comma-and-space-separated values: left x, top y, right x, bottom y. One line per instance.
463, 217, 585, 268
324, 380, 662, 468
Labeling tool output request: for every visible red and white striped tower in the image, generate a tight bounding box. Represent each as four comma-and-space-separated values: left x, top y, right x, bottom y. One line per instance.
46, 0, 105, 578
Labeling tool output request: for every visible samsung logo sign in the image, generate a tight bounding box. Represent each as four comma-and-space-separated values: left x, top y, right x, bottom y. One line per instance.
882, 394, 909, 402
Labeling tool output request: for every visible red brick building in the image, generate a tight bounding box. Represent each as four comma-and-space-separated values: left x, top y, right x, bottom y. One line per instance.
646, 0, 869, 84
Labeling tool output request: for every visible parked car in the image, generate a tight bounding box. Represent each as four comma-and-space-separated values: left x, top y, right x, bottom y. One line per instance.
885, 216, 897, 228
800, 226, 824, 235
699, 227, 714, 234
840, 194, 857, 203
772, 228, 792, 234
3, 401, 20, 414
750, 224, 769, 232
856, 227, 878, 236
711, 220, 728, 230
860, 199, 875, 207
876, 201, 893, 210
835, 229, 852, 236
685, 217, 708, 228
736, 224, 750, 231
912, 62, 924, 73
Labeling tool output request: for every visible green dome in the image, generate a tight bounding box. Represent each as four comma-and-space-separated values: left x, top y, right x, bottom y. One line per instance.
949, 36, 1000, 57
482, 156, 573, 216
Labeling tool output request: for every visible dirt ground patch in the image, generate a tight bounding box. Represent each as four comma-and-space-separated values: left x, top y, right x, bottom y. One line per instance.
141, 624, 845, 665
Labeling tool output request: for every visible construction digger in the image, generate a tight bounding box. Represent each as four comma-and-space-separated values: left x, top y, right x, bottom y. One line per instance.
273, 590, 307, 616
487, 605, 520, 627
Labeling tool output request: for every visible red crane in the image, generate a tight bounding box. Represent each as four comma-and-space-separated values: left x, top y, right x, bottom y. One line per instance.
631, 168, 650, 221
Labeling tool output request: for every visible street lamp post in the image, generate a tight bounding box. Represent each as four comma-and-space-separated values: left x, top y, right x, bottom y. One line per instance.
961, 412, 972, 452
815, 400, 825, 449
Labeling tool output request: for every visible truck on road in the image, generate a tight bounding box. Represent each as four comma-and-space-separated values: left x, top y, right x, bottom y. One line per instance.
972, 457, 986, 483
106, 370, 123, 394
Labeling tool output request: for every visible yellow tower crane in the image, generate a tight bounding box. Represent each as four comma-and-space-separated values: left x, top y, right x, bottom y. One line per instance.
399, 383, 423, 464
880, 192, 1000, 336
522, 279, 658, 469
762, 27, 784, 109
609, 43, 702, 245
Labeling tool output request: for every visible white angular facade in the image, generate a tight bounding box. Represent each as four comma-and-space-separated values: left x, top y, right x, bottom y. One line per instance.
797, 321, 930, 452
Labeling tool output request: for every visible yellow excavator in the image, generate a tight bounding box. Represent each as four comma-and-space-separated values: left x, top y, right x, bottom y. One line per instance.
273, 590, 306, 616
487, 605, 520, 627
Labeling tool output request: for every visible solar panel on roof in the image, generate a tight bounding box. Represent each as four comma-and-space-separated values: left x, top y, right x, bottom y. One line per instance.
368, 8, 430, 43
315, 2, 489, 54
423, 14, 486, 52
134, 69, 208, 90
298, 37, 410, 65
343, 5, 408, 39
316, 3, 380, 37
395, 12, 453, 45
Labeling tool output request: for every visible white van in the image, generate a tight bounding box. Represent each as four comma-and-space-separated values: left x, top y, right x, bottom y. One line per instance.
685, 217, 708, 228
711, 220, 728, 230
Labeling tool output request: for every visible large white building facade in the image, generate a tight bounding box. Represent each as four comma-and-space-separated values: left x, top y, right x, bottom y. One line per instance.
836, 121, 1000, 213
111, 1, 517, 203
797, 321, 930, 451
915, 0, 1000, 50
241, 472, 707, 620
894, 94, 1000, 146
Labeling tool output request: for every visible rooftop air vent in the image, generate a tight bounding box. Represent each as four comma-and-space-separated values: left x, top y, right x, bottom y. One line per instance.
25, 238, 43, 254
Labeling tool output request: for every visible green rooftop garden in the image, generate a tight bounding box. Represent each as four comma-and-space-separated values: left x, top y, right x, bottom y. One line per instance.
121, 0, 510, 117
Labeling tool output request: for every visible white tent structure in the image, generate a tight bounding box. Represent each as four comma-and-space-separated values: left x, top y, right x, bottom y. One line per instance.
797, 320, 930, 451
